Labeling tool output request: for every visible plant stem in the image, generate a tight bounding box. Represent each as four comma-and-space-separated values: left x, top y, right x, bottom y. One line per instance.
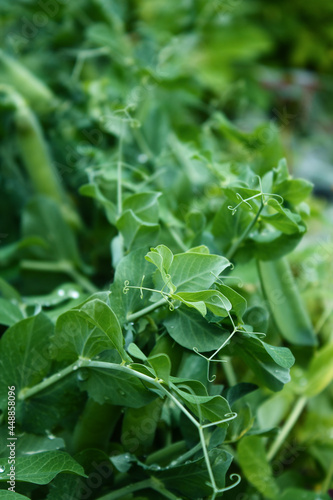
223, 359, 237, 386
18, 361, 79, 400
126, 297, 167, 322
226, 200, 263, 260
97, 478, 153, 500
18, 358, 238, 499
98, 477, 181, 500
20, 259, 98, 294
117, 129, 123, 216
267, 395, 307, 461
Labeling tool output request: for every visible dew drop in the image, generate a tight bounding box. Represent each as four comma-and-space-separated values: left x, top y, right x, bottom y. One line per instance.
57, 289, 65, 297
72, 365, 78, 371
138, 153, 148, 164
0, 465, 5, 473
170, 460, 178, 467
150, 464, 161, 471
118, 389, 126, 397
69, 290, 80, 299
77, 369, 89, 382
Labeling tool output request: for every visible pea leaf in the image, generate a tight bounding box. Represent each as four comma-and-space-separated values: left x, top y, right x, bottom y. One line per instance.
154, 448, 233, 498
0, 451, 86, 485
0, 297, 24, 326
0, 313, 53, 410
22, 196, 79, 264
116, 207, 160, 251
167, 248, 231, 292
228, 333, 295, 391
53, 299, 128, 361
237, 435, 280, 498
164, 308, 230, 352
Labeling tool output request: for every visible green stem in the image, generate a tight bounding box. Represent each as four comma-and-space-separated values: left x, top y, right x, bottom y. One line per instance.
18, 358, 238, 499
97, 478, 153, 500
20, 260, 98, 294
267, 395, 307, 461
117, 129, 123, 216
223, 359, 237, 386
126, 297, 167, 322
226, 200, 263, 260
322, 460, 333, 493
18, 361, 79, 400
97, 477, 181, 500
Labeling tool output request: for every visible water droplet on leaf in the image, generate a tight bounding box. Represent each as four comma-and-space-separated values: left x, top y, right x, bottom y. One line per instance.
0, 465, 5, 473
77, 369, 89, 382
69, 290, 79, 299
57, 289, 65, 297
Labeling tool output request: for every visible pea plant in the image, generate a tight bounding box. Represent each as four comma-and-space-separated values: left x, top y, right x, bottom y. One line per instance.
1, 2, 333, 499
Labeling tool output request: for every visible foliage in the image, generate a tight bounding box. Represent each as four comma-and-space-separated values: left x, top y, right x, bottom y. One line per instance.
0, 1, 333, 499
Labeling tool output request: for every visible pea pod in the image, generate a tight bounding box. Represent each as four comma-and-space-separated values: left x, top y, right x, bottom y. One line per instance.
0, 50, 56, 113
258, 257, 317, 346
11, 90, 80, 228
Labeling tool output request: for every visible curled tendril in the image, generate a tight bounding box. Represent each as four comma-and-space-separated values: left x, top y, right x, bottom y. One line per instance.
139, 274, 145, 299
123, 280, 130, 294
161, 292, 174, 311
206, 473, 242, 494
193, 347, 227, 383
201, 411, 238, 429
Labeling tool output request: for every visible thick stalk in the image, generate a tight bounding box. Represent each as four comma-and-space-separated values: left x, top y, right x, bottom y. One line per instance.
267, 395, 307, 461
126, 297, 167, 322
20, 260, 98, 294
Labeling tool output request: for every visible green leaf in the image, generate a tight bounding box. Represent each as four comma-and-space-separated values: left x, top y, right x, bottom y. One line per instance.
0, 493, 30, 499
228, 333, 295, 391
22, 196, 79, 264
145, 245, 176, 293
128, 343, 147, 361
155, 448, 233, 498
79, 183, 117, 224
261, 198, 303, 234
123, 192, 161, 223
216, 283, 247, 321
116, 210, 160, 251
0, 451, 86, 485
238, 434, 275, 484
54, 299, 128, 361
148, 353, 171, 383
237, 435, 280, 498
161, 248, 230, 292
0, 297, 24, 326
172, 290, 232, 317
110, 247, 156, 323
79, 352, 157, 408
164, 308, 230, 352
74, 299, 128, 360
274, 178, 314, 205
0, 313, 53, 409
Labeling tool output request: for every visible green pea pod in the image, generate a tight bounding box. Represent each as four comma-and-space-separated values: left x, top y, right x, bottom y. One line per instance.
0, 50, 56, 113
14, 95, 80, 228
72, 399, 122, 453
258, 258, 317, 346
